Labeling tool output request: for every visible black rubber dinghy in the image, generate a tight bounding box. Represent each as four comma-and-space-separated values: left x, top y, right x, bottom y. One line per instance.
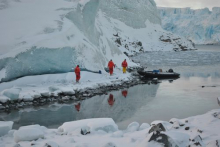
138, 70, 180, 79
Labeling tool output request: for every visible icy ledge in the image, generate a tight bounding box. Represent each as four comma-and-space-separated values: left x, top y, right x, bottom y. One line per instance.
0, 69, 146, 110
1, 109, 220, 147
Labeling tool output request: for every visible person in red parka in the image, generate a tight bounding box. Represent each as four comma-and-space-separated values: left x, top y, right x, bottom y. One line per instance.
108, 94, 115, 106
108, 59, 115, 76
121, 59, 128, 73
74, 65, 80, 83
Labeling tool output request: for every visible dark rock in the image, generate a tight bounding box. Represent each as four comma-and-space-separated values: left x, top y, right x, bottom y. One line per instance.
136, 41, 142, 46
148, 123, 166, 134
113, 33, 118, 37
197, 129, 203, 133
115, 38, 121, 45
148, 131, 177, 147
185, 127, 190, 130
81, 126, 90, 135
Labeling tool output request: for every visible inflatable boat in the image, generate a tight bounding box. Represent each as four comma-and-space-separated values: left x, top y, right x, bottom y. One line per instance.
138, 69, 180, 79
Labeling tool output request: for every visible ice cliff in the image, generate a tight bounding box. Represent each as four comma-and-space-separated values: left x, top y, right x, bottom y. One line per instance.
159, 7, 220, 45
0, 0, 195, 82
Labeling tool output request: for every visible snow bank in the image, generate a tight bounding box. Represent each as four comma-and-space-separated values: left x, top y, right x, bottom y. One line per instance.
13, 125, 46, 142
0, 121, 13, 137
58, 118, 118, 134
1, 109, 220, 146
0, 70, 131, 103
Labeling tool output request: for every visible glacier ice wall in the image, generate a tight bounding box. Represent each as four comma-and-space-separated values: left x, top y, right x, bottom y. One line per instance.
0, 0, 195, 82
158, 7, 220, 44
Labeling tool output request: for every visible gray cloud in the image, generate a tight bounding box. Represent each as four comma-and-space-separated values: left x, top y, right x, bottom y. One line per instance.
155, 0, 220, 10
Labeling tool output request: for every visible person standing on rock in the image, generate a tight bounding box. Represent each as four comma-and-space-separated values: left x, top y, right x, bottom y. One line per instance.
121, 59, 128, 73
108, 59, 115, 76
74, 65, 81, 83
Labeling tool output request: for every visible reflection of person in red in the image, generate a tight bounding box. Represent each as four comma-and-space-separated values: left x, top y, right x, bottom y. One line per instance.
122, 90, 128, 98
75, 103, 81, 112
74, 65, 80, 83
108, 94, 115, 106
108, 60, 115, 76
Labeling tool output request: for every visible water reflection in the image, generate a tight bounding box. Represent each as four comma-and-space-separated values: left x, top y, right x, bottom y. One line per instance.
0, 83, 159, 129
75, 103, 81, 112
108, 94, 115, 106
121, 90, 128, 98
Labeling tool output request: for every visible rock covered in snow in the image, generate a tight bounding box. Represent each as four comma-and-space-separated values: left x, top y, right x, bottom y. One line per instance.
0, 121, 13, 137
14, 125, 46, 142
1, 109, 220, 146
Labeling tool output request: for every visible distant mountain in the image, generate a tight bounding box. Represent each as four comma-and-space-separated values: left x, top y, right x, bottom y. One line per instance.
158, 7, 220, 45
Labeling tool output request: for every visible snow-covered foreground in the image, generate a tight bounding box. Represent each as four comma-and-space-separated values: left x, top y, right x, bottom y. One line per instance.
0, 109, 220, 147
0, 69, 131, 104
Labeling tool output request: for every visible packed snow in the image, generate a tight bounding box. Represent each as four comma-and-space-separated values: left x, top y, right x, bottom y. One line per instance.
0, 109, 220, 147
158, 7, 220, 45
0, 0, 195, 82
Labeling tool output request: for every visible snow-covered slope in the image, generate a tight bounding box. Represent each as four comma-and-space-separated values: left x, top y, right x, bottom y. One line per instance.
0, 0, 195, 82
159, 7, 220, 45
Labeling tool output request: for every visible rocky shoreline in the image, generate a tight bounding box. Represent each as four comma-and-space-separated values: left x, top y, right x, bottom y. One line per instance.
0, 68, 158, 112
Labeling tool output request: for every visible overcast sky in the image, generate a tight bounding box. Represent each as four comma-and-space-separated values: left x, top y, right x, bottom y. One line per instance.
155, 0, 220, 10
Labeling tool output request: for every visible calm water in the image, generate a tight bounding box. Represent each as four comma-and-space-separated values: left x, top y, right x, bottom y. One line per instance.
0, 45, 220, 129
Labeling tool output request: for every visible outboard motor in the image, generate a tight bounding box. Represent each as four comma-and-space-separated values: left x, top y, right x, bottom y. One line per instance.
168, 69, 174, 73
